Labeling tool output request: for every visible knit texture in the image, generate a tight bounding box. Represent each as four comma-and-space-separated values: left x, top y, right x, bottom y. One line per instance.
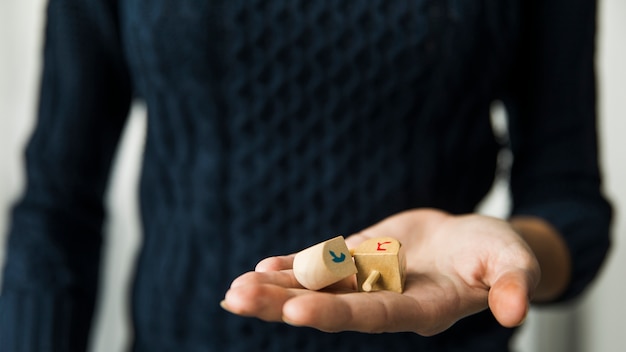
1, 0, 611, 351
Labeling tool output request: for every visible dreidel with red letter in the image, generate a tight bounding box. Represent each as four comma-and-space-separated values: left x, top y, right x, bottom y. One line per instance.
352, 237, 406, 293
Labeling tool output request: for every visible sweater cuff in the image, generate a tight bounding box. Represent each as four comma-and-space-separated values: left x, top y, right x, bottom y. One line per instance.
0, 290, 94, 351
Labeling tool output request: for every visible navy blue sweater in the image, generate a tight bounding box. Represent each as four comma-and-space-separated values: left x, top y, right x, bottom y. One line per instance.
0, 0, 611, 351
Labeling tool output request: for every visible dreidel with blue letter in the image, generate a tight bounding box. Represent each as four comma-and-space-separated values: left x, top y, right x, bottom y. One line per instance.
293, 235, 357, 290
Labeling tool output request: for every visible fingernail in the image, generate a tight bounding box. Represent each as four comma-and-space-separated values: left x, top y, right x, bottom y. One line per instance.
220, 300, 232, 313
281, 316, 302, 327
517, 306, 529, 326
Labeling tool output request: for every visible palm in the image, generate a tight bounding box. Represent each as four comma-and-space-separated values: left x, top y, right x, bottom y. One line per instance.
223, 209, 539, 335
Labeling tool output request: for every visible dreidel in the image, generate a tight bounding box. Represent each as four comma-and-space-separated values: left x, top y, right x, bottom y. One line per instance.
293, 236, 357, 291
352, 237, 406, 293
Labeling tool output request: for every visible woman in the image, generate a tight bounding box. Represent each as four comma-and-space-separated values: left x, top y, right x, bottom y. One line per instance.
0, 0, 611, 351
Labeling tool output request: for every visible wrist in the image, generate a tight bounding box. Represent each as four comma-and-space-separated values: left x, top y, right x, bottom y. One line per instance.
510, 216, 572, 302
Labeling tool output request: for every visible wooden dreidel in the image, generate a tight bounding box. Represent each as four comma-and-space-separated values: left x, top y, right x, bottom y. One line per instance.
293, 236, 357, 291
352, 237, 406, 293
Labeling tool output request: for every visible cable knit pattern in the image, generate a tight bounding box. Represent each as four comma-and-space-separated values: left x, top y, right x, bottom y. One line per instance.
0, 0, 611, 351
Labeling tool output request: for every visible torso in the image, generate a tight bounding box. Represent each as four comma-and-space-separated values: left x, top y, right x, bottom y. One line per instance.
117, 2, 521, 350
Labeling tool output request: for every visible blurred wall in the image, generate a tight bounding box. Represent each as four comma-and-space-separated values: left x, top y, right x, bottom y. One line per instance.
1, 1, 624, 351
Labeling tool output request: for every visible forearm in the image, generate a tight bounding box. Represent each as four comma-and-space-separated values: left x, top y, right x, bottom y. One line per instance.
510, 216, 571, 302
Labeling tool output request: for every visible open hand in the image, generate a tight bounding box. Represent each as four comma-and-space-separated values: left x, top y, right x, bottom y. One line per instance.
222, 209, 540, 335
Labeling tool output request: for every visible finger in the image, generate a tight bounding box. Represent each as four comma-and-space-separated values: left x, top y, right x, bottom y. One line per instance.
344, 232, 371, 250
281, 291, 429, 334
223, 283, 309, 322
488, 269, 532, 327
344, 214, 413, 249
255, 255, 295, 272
321, 273, 358, 292
230, 270, 302, 289
345, 209, 449, 249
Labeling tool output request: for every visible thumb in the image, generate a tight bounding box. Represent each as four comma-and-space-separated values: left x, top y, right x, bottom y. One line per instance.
488, 269, 534, 327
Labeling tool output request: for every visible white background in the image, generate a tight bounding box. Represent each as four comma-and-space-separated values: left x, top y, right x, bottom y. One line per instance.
1, 1, 624, 351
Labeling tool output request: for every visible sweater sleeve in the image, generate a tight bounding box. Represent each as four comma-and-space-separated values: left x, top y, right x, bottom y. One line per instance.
503, 0, 612, 302
0, 0, 132, 350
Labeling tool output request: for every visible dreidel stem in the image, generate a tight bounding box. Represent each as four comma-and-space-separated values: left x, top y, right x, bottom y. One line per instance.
362, 270, 381, 292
